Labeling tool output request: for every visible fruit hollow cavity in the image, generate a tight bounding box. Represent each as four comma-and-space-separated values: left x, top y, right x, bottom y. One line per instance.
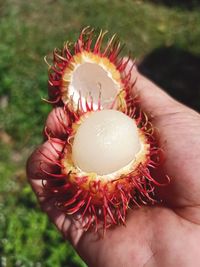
67, 62, 121, 109
72, 109, 141, 175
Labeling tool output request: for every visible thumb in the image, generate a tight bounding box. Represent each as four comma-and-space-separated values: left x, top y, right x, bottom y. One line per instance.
127, 63, 185, 118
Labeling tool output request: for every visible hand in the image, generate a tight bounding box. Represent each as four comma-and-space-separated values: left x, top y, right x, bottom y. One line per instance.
27, 67, 200, 267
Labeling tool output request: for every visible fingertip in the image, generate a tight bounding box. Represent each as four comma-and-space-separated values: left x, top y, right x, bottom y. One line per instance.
45, 107, 69, 139
26, 139, 64, 197
124, 59, 183, 117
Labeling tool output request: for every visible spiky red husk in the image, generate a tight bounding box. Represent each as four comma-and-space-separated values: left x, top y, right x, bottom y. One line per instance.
46, 27, 135, 106
35, 97, 169, 232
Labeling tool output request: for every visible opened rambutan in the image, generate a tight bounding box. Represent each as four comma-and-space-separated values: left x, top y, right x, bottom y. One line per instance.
37, 27, 167, 232
41, 103, 162, 231
46, 26, 136, 112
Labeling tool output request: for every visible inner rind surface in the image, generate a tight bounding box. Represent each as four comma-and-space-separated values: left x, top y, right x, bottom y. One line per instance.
68, 63, 120, 109
72, 110, 142, 176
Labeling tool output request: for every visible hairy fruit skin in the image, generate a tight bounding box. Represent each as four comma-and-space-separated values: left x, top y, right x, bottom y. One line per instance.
40, 103, 164, 231
34, 28, 168, 232
46, 27, 136, 111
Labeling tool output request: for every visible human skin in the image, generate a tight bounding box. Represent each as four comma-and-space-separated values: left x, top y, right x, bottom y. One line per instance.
27, 67, 200, 267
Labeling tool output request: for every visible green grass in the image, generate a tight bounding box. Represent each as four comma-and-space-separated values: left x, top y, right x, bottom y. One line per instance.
0, 0, 200, 266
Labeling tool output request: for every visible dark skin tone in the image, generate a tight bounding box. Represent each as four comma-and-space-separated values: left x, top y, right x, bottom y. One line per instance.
27, 66, 200, 267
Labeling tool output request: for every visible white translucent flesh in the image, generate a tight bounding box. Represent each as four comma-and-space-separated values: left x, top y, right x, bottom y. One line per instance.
68, 63, 120, 109
72, 110, 141, 176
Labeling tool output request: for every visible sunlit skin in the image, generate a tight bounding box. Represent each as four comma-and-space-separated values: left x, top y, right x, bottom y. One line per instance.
27, 64, 200, 267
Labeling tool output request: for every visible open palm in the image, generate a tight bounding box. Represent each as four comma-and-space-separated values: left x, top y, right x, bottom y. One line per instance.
27, 69, 200, 267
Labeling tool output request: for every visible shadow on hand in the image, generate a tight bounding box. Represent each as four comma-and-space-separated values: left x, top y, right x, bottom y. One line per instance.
145, 0, 200, 10
138, 46, 200, 112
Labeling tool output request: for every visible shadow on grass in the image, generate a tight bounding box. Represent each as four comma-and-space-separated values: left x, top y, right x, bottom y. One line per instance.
146, 0, 200, 10
138, 46, 200, 112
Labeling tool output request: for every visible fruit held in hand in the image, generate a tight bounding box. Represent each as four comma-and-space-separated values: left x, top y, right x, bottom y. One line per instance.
41, 104, 161, 230
35, 28, 165, 231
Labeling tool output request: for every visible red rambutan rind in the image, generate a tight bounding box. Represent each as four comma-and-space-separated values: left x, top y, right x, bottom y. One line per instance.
45, 27, 136, 111
37, 100, 167, 232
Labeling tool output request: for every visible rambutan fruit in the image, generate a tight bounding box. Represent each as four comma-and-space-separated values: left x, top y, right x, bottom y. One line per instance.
40, 104, 163, 231
36, 28, 168, 232
46, 27, 135, 111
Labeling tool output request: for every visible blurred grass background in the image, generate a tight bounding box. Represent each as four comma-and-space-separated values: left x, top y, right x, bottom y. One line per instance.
0, 0, 200, 266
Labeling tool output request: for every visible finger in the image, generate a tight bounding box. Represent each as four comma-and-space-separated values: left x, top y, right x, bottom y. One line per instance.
26, 140, 71, 234
127, 61, 200, 215
125, 61, 191, 118
26, 140, 63, 200
27, 140, 85, 244
45, 107, 69, 139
